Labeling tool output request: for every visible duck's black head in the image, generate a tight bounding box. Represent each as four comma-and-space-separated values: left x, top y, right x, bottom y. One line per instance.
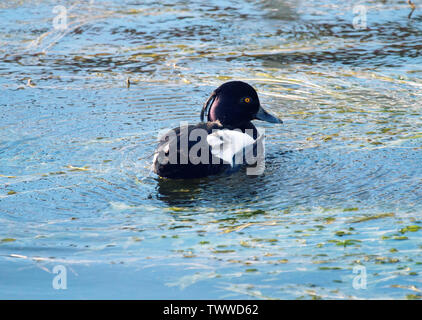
200, 81, 282, 127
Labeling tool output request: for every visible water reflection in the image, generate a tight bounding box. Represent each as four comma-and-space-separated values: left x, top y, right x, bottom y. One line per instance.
156, 170, 267, 207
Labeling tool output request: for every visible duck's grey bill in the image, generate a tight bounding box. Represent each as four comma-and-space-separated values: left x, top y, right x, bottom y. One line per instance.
255, 106, 283, 123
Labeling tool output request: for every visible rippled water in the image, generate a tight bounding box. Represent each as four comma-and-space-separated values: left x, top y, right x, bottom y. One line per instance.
1, 0, 422, 299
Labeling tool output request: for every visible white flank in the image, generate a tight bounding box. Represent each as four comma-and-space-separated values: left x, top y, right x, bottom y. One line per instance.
207, 130, 255, 166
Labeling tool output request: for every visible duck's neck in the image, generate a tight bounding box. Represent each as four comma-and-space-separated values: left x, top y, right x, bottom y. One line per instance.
224, 121, 258, 139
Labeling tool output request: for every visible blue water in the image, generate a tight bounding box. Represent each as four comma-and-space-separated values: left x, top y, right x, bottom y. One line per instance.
1, 0, 422, 299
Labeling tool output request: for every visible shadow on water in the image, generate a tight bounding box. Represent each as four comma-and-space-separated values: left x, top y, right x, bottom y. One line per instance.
155, 169, 268, 207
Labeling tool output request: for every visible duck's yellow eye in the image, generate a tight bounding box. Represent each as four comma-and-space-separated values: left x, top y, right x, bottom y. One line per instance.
244, 97, 251, 103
